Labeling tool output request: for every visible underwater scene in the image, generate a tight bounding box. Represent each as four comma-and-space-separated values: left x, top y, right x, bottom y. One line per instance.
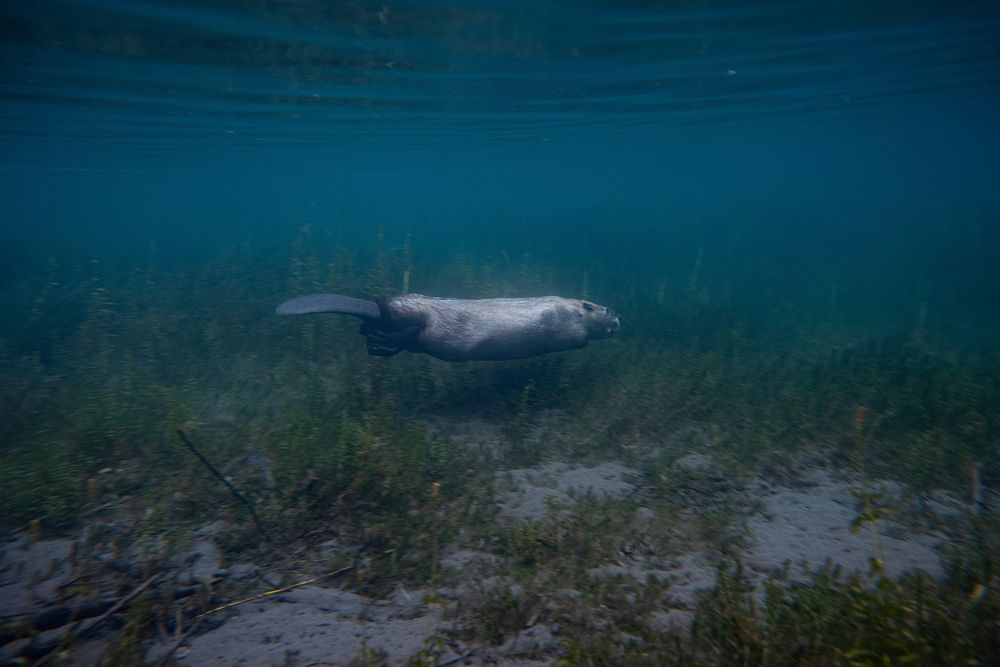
2, 1, 1000, 665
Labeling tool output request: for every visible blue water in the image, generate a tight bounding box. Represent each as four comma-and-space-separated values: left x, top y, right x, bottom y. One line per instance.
4, 6, 1000, 654
2, 1, 999, 325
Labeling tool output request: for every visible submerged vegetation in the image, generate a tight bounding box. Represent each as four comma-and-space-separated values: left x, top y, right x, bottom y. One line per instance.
1, 219, 999, 663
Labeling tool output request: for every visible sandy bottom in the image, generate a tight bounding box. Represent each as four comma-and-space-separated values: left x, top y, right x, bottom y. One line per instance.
747, 469, 944, 581
1, 454, 976, 666
146, 587, 455, 666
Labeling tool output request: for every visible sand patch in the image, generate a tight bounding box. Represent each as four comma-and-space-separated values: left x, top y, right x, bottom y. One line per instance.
147, 586, 457, 666
496, 461, 637, 523
746, 469, 945, 580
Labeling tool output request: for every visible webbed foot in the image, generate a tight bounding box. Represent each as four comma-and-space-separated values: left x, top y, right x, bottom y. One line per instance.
361, 324, 421, 357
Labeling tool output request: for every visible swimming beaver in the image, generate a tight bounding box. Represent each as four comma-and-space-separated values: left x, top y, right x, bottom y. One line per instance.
276, 293, 620, 362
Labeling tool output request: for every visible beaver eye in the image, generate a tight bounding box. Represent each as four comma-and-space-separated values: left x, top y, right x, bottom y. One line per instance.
583, 302, 595, 311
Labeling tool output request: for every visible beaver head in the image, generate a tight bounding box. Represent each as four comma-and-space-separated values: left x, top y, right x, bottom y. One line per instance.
580, 300, 620, 340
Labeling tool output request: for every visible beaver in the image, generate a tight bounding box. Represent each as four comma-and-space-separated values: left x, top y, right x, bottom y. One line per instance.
276, 293, 620, 362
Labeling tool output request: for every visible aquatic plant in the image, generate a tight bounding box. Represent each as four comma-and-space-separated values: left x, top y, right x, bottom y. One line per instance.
2, 224, 998, 664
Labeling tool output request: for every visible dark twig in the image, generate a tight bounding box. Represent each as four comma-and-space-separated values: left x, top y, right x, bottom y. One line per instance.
175, 428, 276, 546
1, 585, 200, 647
26, 573, 161, 667
78, 573, 160, 638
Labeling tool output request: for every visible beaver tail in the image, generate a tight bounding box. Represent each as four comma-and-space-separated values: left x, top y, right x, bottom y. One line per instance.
276, 293, 381, 321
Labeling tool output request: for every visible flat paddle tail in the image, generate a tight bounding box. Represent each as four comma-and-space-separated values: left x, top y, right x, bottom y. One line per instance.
276, 293, 381, 320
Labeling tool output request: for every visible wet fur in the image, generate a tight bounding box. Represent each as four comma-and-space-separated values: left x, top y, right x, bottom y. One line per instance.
276, 292, 620, 362
379, 294, 619, 362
